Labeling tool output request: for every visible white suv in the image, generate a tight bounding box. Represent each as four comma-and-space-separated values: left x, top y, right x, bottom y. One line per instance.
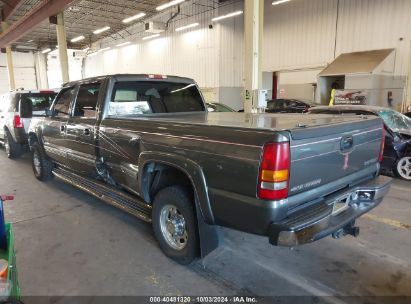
0, 89, 57, 158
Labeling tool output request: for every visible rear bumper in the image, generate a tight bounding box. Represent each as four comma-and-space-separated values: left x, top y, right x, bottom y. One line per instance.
268, 175, 391, 246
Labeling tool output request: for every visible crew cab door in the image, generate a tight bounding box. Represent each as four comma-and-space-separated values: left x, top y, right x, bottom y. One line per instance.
41, 86, 77, 167
66, 82, 102, 175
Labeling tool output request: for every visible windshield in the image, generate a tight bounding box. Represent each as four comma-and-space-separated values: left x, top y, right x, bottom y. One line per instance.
378, 110, 411, 131
109, 81, 205, 115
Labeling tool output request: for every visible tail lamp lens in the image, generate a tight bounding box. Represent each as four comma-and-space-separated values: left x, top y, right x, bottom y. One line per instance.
258, 142, 290, 200
13, 115, 24, 128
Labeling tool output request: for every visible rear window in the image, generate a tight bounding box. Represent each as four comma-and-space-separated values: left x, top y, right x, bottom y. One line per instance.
23, 93, 57, 111
109, 81, 205, 116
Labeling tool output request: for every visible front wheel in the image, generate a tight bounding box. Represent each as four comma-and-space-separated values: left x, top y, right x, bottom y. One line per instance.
31, 142, 53, 181
395, 156, 411, 180
152, 186, 199, 264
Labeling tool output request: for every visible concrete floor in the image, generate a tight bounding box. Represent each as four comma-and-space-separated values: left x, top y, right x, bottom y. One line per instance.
0, 152, 410, 302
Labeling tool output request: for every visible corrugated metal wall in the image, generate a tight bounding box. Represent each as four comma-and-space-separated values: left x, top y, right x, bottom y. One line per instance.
84, 0, 223, 88
217, 1, 244, 87
263, 0, 338, 72
263, 0, 411, 76
83, 0, 411, 90
336, 0, 411, 76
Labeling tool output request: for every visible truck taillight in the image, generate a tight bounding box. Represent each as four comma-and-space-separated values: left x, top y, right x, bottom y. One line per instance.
13, 115, 24, 128
379, 126, 386, 162
258, 142, 290, 200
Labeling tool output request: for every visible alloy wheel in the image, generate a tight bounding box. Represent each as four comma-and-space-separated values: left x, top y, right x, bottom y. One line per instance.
396, 157, 411, 180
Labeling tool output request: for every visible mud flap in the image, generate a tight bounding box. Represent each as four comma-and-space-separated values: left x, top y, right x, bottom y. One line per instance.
195, 202, 222, 258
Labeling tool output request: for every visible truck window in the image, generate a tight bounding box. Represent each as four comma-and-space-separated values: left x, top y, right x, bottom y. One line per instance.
73, 83, 100, 118
19, 93, 57, 118
53, 87, 77, 117
109, 81, 205, 116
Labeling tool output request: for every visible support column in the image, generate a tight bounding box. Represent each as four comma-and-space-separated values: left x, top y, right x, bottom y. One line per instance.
56, 12, 69, 83
1, 22, 16, 91
243, 0, 264, 113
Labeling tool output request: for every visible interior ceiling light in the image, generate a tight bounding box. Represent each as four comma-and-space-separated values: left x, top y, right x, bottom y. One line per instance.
142, 34, 160, 40
272, 0, 292, 5
211, 11, 243, 22
41, 48, 51, 54
175, 22, 199, 32
93, 26, 110, 35
122, 12, 146, 23
27, 39, 33, 42
71, 35, 85, 43
116, 41, 131, 47
100, 47, 111, 52
156, 0, 185, 11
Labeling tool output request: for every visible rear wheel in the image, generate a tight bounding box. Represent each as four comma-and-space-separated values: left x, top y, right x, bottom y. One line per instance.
395, 156, 411, 180
152, 186, 199, 264
31, 142, 53, 181
4, 130, 21, 159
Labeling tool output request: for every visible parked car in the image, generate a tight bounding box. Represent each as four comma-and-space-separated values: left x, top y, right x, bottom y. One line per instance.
266, 99, 315, 113
0, 89, 57, 158
28, 74, 390, 264
309, 105, 411, 180
206, 102, 235, 112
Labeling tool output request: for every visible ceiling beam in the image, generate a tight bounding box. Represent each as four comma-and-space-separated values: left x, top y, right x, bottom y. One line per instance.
0, 0, 76, 47
0, 0, 24, 21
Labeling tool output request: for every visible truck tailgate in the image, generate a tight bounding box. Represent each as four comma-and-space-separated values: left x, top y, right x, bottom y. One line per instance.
288, 116, 383, 196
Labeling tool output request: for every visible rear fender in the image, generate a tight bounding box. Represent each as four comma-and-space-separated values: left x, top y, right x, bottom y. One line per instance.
138, 151, 213, 224
138, 151, 221, 258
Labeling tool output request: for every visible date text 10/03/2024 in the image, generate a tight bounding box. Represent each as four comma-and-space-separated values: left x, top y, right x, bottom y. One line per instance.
149, 297, 258, 303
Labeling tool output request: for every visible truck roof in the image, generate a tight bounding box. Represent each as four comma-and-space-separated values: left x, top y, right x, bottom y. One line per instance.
63, 74, 196, 88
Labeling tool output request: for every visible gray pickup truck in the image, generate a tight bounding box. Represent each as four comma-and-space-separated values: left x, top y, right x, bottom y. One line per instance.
28, 74, 391, 264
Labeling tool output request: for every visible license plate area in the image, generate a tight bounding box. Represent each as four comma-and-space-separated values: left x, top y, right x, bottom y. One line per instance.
332, 195, 350, 216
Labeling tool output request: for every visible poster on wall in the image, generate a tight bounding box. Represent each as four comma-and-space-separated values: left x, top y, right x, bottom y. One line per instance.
331, 90, 368, 105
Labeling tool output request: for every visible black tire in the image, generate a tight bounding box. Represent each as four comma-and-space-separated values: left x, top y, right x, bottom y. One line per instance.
4, 130, 22, 159
31, 142, 53, 181
152, 186, 199, 265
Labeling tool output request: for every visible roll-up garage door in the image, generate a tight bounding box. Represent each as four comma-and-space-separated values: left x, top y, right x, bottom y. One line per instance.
0, 66, 37, 94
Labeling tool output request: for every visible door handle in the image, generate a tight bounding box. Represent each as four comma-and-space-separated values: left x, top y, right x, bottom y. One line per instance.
60, 125, 66, 132
83, 128, 91, 136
